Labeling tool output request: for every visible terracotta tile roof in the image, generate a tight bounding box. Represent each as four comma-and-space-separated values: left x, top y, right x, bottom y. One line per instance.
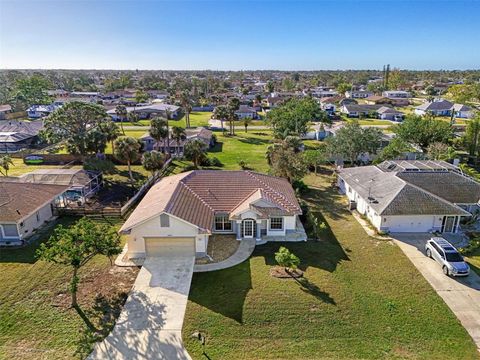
120, 170, 301, 233
0, 182, 68, 222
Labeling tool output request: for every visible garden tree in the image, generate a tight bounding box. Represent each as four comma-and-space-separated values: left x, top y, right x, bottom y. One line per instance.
447, 84, 480, 104
199, 97, 209, 108
0, 155, 14, 176
184, 139, 207, 168
376, 137, 414, 162
149, 117, 169, 154
228, 97, 240, 111
9, 74, 51, 110
275, 246, 300, 272
127, 111, 140, 125
282, 78, 295, 91
100, 120, 121, 154
308, 213, 327, 240
366, 82, 385, 94
134, 89, 149, 105
335, 82, 352, 95
425, 85, 437, 96
114, 137, 142, 185
36, 217, 122, 309
213, 105, 229, 134
243, 117, 252, 133
267, 97, 327, 139
325, 121, 383, 164
115, 105, 127, 135
393, 115, 453, 151
171, 126, 186, 156
85, 128, 108, 154
464, 114, 480, 156
266, 80, 275, 93
179, 90, 192, 128
226, 106, 238, 136
142, 150, 165, 175
303, 148, 327, 174
42, 101, 109, 157
427, 142, 455, 161
266, 136, 307, 183
387, 69, 407, 90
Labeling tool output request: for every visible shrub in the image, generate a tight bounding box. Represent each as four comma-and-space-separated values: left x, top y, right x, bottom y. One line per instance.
275, 246, 300, 271
308, 212, 327, 240
292, 179, 308, 194
209, 157, 223, 167
459, 237, 480, 255
83, 158, 115, 174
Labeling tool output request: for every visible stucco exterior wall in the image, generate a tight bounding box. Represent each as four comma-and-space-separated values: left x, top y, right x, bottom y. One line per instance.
18, 202, 55, 240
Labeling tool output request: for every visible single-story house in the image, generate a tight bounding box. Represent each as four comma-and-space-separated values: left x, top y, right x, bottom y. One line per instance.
235, 105, 259, 119
340, 104, 384, 117
140, 127, 214, 155
338, 160, 480, 233
0, 181, 68, 245
377, 106, 405, 121
345, 90, 373, 99
120, 170, 305, 259
0, 120, 44, 153
107, 103, 180, 120
27, 104, 61, 119
382, 91, 411, 99
364, 96, 394, 105
414, 99, 473, 118
0, 104, 12, 120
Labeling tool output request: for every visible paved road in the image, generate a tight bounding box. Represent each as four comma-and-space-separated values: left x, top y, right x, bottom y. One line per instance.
392, 233, 480, 349
89, 256, 194, 360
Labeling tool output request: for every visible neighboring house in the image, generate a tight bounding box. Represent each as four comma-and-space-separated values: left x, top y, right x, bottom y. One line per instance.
340, 104, 383, 117
414, 99, 473, 118
0, 120, 44, 153
312, 90, 338, 98
0, 181, 68, 246
120, 170, 305, 259
364, 96, 394, 105
376, 106, 405, 121
345, 90, 373, 99
265, 96, 283, 108
338, 160, 480, 234
140, 127, 214, 155
235, 105, 259, 119
15, 169, 102, 205
0, 105, 12, 120
107, 103, 180, 120
27, 104, 60, 119
382, 91, 411, 98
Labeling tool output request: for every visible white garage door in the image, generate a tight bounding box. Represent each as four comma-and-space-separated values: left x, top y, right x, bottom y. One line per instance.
145, 237, 195, 257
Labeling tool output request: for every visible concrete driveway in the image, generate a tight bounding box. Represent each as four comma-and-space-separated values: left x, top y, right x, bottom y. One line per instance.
393, 233, 480, 349
89, 256, 195, 360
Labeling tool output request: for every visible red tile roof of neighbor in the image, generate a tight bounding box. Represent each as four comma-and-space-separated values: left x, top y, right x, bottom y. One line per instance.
0, 182, 68, 222
120, 170, 302, 233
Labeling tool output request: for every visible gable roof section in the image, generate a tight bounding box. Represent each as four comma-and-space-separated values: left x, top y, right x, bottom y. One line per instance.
120, 170, 301, 233
0, 182, 68, 222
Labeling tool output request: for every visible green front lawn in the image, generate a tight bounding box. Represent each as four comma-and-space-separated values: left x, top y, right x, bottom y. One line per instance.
0, 217, 138, 360
183, 172, 479, 359
170, 112, 213, 128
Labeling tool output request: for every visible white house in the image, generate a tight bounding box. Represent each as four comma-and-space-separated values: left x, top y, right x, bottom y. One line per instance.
107, 103, 180, 120
345, 90, 373, 99
120, 170, 305, 259
27, 104, 61, 119
338, 160, 479, 234
235, 105, 259, 119
0, 181, 68, 246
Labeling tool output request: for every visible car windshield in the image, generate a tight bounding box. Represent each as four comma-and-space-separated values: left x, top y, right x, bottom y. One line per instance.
445, 252, 463, 262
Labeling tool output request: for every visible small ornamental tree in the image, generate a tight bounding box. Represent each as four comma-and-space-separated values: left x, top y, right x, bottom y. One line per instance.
184, 139, 207, 168
142, 150, 165, 175
114, 136, 142, 185
275, 246, 300, 272
0, 155, 14, 176
36, 218, 122, 308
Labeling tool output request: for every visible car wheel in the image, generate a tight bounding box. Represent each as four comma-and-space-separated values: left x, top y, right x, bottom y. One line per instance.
426, 248, 432, 258
442, 266, 449, 276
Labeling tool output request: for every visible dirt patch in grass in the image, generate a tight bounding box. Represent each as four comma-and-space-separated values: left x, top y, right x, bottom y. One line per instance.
196, 235, 240, 264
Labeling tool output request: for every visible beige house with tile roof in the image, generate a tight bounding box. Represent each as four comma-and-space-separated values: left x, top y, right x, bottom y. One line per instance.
120, 170, 306, 259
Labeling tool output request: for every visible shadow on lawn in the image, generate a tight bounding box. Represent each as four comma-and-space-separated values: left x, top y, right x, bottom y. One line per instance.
237, 136, 270, 146
188, 260, 252, 324
208, 142, 223, 153
302, 181, 349, 222
293, 277, 336, 305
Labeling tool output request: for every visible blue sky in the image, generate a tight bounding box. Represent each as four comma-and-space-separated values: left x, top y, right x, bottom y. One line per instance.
0, 0, 479, 70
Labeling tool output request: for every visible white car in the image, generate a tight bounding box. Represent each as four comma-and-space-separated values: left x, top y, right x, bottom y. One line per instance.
425, 237, 470, 277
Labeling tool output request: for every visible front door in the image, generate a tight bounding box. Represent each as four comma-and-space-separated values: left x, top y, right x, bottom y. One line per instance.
243, 219, 254, 238
443, 216, 456, 233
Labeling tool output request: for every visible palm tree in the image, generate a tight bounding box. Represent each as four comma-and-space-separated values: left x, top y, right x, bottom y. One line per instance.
171, 126, 186, 157
0, 155, 14, 176
150, 117, 169, 154
100, 120, 121, 154
243, 117, 252, 133
227, 106, 238, 136
180, 90, 191, 128
115, 104, 127, 135
184, 139, 207, 168
114, 137, 141, 185
213, 105, 228, 134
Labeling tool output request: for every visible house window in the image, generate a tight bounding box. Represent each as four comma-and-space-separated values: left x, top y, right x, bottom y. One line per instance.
214, 215, 232, 231
160, 214, 170, 227
270, 217, 283, 230
1, 224, 19, 237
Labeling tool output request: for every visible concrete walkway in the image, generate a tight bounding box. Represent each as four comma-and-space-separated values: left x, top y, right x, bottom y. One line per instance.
89, 256, 195, 360
392, 233, 480, 349
194, 238, 256, 272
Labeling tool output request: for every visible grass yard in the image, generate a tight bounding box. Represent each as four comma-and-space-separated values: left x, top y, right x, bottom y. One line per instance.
0, 217, 138, 360
345, 118, 395, 126
183, 171, 479, 359
8, 158, 82, 176
170, 112, 213, 128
